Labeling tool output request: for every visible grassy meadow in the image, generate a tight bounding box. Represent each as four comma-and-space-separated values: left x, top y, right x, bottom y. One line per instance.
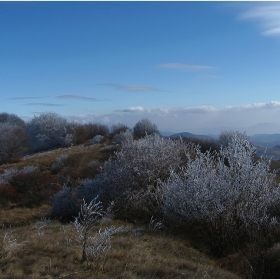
1, 136, 280, 278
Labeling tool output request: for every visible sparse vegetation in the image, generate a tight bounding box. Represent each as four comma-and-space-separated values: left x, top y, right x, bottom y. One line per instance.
2, 112, 280, 278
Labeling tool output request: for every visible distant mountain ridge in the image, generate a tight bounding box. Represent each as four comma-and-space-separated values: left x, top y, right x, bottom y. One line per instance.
169, 132, 215, 140
161, 130, 280, 148
166, 131, 280, 160
250, 134, 280, 143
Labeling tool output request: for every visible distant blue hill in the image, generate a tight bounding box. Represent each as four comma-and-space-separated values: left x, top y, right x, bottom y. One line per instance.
250, 134, 280, 143
159, 131, 176, 137
170, 132, 215, 140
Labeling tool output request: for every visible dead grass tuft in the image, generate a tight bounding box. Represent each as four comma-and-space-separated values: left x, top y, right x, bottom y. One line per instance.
0, 219, 240, 279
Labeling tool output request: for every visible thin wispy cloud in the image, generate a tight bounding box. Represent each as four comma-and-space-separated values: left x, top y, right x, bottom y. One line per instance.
6, 96, 48, 100
241, 3, 280, 36
56, 95, 100, 101
157, 63, 218, 71
98, 83, 167, 92
25, 103, 65, 107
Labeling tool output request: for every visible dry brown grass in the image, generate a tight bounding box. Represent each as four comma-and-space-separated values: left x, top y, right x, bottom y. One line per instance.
1, 140, 276, 278
0, 204, 51, 226
0, 218, 240, 279
0, 143, 118, 175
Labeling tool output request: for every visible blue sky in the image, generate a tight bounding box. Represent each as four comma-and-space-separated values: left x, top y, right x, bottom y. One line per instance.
1, 1, 280, 135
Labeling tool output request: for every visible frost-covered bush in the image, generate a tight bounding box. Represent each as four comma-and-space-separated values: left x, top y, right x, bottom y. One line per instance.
0, 123, 30, 163
84, 123, 109, 139
72, 197, 104, 261
91, 135, 104, 145
113, 129, 133, 144
110, 123, 129, 136
0, 112, 25, 126
159, 131, 280, 254
133, 118, 158, 138
50, 154, 69, 174
49, 186, 79, 221
78, 133, 191, 218
0, 166, 38, 183
75, 177, 105, 205
0, 168, 20, 183
219, 130, 253, 151
26, 112, 69, 151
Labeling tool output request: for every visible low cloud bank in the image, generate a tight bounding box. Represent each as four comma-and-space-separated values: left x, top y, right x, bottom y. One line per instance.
64, 101, 280, 135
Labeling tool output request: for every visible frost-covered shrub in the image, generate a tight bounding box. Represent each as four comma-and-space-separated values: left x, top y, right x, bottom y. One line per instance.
0, 167, 21, 183
159, 131, 280, 254
0, 112, 25, 126
219, 130, 253, 151
64, 133, 75, 147
50, 154, 69, 174
133, 118, 158, 138
113, 129, 133, 144
110, 123, 129, 136
91, 135, 104, 145
0, 123, 30, 164
72, 198, 126, 269
49, 186, 79, 221
26, 112, 69, 151
75, 177, 105, 205
72, 197, 103, 261
84, 123, 109, 139
78, 133, 191, 218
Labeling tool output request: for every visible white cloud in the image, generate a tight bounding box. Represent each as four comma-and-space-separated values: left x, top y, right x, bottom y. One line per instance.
241, 3, 280, 36
63, 101, 280, 135
157, 63, 218, 71
121, 106, 145, 112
